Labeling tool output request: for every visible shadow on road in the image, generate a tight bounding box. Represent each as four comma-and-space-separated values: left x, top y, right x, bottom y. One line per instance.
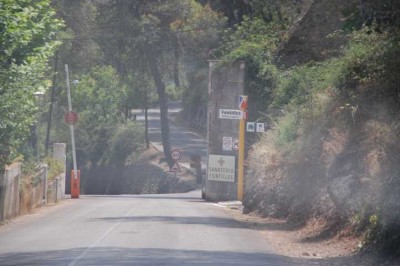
89, 215, 248, 229
0, 247, 363, 266
82, 192, 202, 201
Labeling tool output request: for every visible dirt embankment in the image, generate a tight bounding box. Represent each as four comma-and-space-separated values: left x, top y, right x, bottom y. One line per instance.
225, 206, 399, 266
242, 0, 400, 262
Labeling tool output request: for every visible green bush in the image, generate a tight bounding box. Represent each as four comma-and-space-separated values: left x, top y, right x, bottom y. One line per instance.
273, 113, 299, 147
108, 122, 145, 165
0, 0, 62, 169
43, 157, 64, 181
331, 28, 400, 97
166, 84, 183, 101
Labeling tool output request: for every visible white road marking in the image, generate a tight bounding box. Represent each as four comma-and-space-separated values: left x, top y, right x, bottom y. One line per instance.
67, 207, 135, 266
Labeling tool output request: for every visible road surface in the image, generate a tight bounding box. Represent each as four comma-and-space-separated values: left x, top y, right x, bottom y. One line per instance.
135, 101, 208, 168
0, 191, 298, 265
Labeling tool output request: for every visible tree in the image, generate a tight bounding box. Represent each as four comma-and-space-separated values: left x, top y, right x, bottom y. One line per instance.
0, 0, 63, 169
196, 0, 252, 27
53, 0, 101, 72
95, 0, 198, 167
171, 2, 226, 132
122, 74, 158, 149
68, 66, 132, 165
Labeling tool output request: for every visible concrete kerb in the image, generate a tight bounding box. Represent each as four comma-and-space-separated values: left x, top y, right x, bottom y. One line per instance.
216, 201, 243, 211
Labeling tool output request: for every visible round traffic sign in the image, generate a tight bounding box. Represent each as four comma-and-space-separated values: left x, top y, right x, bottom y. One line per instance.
64, 111, 78, 125
171, 149, 181, 161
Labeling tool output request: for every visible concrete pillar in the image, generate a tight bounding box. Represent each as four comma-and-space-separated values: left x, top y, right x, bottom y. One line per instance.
1, 163, 21, 221
206, 61, 245, 202
53, 143, 66, 199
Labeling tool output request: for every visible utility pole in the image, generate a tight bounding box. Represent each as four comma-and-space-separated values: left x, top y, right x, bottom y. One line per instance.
65, 64, 79, 198
45, 50, 58, 156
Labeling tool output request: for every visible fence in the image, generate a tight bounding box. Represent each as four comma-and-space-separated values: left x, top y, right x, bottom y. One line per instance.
0, 143, 66, 222
0, 163, 21, 221
19, 165, 47, 216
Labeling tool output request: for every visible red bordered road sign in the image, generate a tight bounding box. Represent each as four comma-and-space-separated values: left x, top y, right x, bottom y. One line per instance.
64, 111, 78, 125
171, 149, 181, 161
169, 162, 181, 172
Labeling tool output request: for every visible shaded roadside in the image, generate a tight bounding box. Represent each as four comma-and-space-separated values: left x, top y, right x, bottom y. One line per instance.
223, 206, 400, 266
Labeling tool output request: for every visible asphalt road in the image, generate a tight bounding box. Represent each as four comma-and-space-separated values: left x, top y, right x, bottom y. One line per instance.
135, 101, 208, 167
0, 191, 297, 266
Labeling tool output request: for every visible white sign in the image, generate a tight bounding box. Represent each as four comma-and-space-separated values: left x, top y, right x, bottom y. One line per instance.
256, 123, 265, 133
223, 137, 233, 151
208, 155, 235, 182
171, 150, 181, 161
219, 109, 243, 120
246, 122, 255, 132
170, 162, 181, 172
233, 138, 239, 151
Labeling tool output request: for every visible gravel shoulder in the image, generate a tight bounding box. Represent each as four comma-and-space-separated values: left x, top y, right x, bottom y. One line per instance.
223, 206, 400, 266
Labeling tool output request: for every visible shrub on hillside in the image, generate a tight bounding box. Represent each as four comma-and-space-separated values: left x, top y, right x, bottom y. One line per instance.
108, 122, 145, 165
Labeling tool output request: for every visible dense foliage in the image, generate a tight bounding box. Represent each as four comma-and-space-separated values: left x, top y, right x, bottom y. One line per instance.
0, 0, 62, 170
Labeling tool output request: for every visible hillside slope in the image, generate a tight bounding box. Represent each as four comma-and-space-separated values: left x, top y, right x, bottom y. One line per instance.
242, 0, 400, 257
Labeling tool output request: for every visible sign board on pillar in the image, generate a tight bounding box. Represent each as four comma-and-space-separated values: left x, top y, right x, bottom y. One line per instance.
238, 95, 248, 110
219, 109, 243, 120
246, 122, 255, 132
233, 138, 239, 151
256, 123, 266, 132
222, 137, 233, 151
208, 155, 235, 182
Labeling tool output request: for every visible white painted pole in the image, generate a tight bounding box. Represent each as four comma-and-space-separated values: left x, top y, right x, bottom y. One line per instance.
65, 64, 78, 179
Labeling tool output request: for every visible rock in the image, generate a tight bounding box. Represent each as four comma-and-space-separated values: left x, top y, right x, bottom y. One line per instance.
302, 252, 310, 256
327, 174, 366, 214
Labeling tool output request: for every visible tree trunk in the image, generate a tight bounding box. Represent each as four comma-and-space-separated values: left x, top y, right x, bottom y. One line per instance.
144, 45, 174, 167
173, 37, 180, 88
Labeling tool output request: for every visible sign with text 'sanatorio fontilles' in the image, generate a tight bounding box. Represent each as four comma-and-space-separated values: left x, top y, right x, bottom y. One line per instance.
219, 109, 243, 120
208, 155, 235, 182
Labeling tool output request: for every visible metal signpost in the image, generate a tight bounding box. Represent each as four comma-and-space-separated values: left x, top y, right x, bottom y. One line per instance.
237, 95, 247, 201
169, 149, 181, 177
